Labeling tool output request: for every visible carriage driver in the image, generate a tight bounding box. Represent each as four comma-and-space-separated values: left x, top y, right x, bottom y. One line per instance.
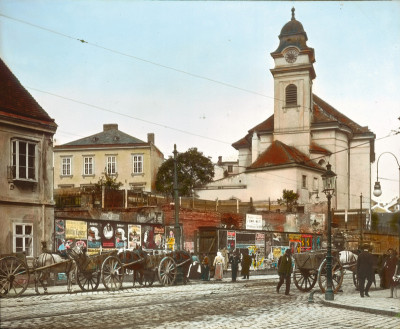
357, 244, 374, 298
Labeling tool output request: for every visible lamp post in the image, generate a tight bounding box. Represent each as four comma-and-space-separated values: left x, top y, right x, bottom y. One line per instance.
173, 144, 180, 251
373, 152, 400, 254
322, 163, 337, 301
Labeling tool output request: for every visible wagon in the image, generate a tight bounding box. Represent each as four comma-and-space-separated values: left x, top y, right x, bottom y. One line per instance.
118, 249, 192, 287
292, 249, 344, 293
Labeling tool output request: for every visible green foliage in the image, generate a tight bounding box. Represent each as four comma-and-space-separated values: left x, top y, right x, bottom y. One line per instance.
94, 171, 123, 191
277, 189, 299, 212
155, 147, 214, 197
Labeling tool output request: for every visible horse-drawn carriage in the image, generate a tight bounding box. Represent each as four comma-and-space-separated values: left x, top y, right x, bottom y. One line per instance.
292, 249, 345, 293
0, 245, 191, 298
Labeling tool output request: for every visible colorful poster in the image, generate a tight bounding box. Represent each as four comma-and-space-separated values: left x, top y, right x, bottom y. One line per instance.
255, 233, 265, 246
102, 222, 116, 248
166, 229, 175, 250
128, 225, 141, 249
87, 222, 102, 249
65, 220, 87, 239
142, 225, 156, 249
301, 234, 313, 252
154, 226, 165, 249
227, 231, 236, 251
54, 219, 65, 250
115, 223, 128, 249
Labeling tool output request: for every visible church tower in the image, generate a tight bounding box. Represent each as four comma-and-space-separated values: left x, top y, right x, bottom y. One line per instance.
270, 8, 316, 156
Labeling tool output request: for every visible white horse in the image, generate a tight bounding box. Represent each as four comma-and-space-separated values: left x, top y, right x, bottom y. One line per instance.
34, 245, 81, 294
339, 250, 358, 266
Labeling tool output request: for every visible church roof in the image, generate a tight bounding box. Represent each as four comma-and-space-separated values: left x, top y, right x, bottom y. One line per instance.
248, 140, 324, 171
0, 58, 57, 130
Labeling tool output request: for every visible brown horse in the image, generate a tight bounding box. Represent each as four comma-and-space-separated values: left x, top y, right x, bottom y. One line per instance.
118, 249, 149, 286
33, 246, 80, 294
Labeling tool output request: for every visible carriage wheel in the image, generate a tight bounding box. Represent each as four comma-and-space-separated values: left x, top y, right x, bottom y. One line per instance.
317, 258, 344, 293
158, 256, 177, 286
102, 256, 124, 291
293, 267, 317, 292
0, 256, 30, 298
76, 267, 100, 291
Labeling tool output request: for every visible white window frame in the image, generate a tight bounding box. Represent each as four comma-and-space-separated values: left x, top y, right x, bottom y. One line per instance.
61, 157, 72, 176
132, 154, 143, 174
107, 156, 117, 175
11, 139, 38, 181
83, 156, 94, 176
13, 223, 33, 257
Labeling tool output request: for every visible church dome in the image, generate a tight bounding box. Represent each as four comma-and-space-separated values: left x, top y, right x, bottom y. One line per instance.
272, 8, 312, 55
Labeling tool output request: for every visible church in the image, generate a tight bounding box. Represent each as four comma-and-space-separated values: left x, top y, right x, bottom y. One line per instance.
196, 8, 375, 212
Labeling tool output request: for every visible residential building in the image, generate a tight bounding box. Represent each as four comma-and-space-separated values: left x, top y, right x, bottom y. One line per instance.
196, 8, 375, 211
213, 156, 240, 181
0, 58, 57, 257
53, 124, 164, 193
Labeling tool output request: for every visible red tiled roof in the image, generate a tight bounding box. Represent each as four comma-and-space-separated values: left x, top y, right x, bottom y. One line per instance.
310, 142, 331, 155
248, 140, 324, 171
312, 94, 370, 134
232, 115, 274, 149
0, 58, 56, 128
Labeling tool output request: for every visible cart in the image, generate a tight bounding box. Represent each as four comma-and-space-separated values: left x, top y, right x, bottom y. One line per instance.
292, 249, 344, 293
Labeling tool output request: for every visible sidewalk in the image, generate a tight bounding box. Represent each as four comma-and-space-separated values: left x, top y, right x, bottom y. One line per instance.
316, 286, 400, 317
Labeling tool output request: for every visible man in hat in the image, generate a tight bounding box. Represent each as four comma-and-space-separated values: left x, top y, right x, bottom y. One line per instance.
277, 249, 293, 296
357, 244, 375, 297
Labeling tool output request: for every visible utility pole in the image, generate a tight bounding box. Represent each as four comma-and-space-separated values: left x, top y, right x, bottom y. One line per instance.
173, 144, 180, 251
360, 193, 363, 247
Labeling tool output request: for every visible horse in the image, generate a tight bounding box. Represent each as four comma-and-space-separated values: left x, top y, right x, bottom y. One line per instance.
33, 245, 81, 294
118, 248, 149, 286
339, 250, 358, 266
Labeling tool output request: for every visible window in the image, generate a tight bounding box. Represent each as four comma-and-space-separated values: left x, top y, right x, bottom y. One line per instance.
107, 156, 117, 175
313, 177, 319, 191
83, 156, 94, 175
285, 84, 297, 106
133, 155, 143, 174
11, 139, 37, 181
13, 223, 33, 257
302, 175, 307, 188
227, 165, 233, 173
62, 157, 72, 176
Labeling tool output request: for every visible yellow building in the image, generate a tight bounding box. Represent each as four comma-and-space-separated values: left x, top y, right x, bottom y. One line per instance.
53, 124, 164, 193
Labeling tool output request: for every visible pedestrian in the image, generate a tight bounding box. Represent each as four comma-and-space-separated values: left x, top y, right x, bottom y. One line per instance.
382, 248, 398, 289
388, 250, 400, 298
201, 254, 210, 281
229, 249, 241, 282
276, 249, 292, 295
357, 244, 375, 297
213, 251, 225, 281
241, 249, 252, 280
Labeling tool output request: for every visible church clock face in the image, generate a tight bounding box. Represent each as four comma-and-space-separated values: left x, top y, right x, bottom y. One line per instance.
284, 49, 299, 63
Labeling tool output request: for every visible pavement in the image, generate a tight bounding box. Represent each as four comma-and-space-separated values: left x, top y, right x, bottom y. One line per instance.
9, 272, 400, 318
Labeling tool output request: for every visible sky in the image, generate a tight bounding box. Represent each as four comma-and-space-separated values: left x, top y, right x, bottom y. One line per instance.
1, 1, 399, 204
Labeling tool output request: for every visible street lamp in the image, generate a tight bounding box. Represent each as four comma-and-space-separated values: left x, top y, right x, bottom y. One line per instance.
373, 152, 400, 254
322, 163, 337, 301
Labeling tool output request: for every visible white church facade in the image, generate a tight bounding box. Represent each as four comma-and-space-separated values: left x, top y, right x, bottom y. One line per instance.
196, 8, 375, 211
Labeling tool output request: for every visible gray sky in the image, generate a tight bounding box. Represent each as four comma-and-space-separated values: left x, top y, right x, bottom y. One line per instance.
1, 1, 399, 203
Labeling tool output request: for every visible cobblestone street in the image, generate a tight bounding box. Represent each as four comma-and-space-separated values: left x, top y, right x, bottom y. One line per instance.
1, 275, 399, 329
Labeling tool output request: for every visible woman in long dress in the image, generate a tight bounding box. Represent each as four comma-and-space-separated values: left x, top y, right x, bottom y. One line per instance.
213, 251, 225, 280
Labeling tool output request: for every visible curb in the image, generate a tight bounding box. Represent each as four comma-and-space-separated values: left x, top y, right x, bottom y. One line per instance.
317, 296, 400, 317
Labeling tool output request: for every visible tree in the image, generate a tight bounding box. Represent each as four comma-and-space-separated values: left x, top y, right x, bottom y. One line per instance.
277, 189, 299, 212
94, 170, 123, 191
155, 147, 214, 197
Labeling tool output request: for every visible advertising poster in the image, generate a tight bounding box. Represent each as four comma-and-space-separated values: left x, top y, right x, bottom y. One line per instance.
142, 225, 156, 249
102, 222, 116, 248
227, 231, 236, 251
154, 226, 165, 249
115, 223, 128, 249
301, 234, 313, 252
128, 225, 141, 249
54, 219, 65, 250
87, 222, 102, 249
66, 220, 87, 239
166, 228, 175, 250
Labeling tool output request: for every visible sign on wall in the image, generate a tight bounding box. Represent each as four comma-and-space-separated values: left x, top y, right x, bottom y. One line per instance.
66, 220, 87, 239
246, 214, 262, 230
128, 225, 141, 249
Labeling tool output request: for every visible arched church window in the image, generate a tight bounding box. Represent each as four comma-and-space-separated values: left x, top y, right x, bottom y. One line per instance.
285, 84, 297, 106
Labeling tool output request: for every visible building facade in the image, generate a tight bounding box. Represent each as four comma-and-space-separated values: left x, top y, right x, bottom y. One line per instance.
53, 124, 164, 193
0, 58, 57, 258
196, 9, 375, 211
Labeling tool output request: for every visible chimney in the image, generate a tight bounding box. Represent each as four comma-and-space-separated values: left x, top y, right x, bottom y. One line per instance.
103, 124, 118, 131
218, 156, 222, 164
147, 133, 155, 144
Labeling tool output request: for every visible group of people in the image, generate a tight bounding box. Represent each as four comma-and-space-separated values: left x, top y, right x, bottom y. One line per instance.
198, 249, 253, 282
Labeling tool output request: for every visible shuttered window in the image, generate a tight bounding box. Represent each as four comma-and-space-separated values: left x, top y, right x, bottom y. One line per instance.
285, 84, 297, 106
